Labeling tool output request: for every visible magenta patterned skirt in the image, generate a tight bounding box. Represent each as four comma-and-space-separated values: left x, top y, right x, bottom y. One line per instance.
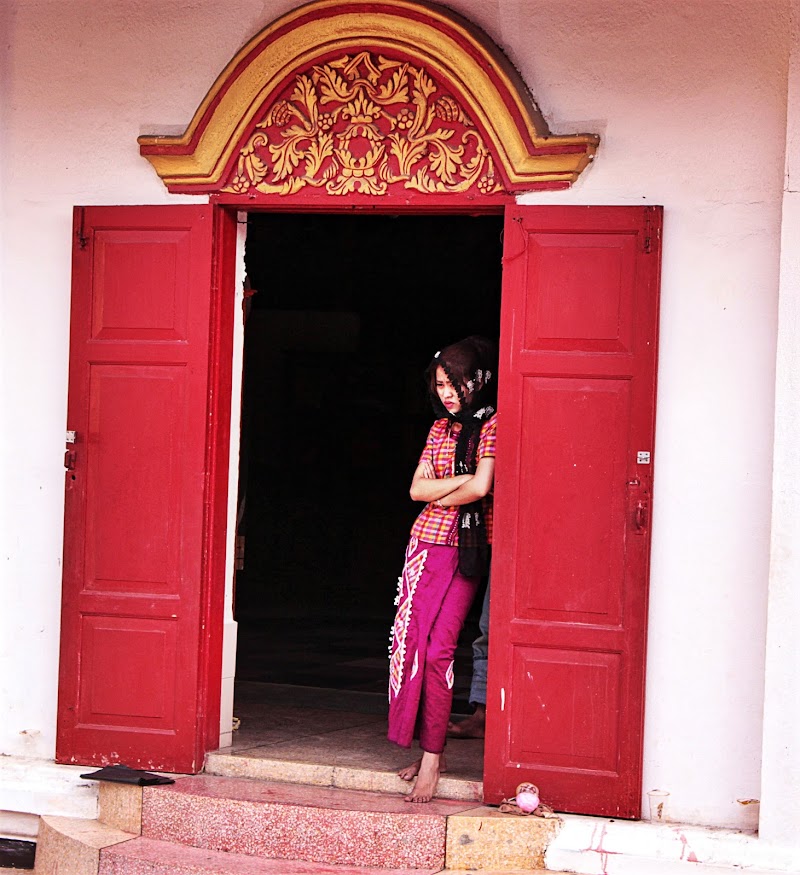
388, 538, 479, 753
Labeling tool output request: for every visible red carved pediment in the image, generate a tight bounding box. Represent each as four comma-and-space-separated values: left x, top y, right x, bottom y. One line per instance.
139, 1, 599, 201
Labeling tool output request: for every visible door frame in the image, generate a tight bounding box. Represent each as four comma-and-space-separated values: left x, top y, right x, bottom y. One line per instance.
199, 206, 239, 753
210, 201, 660, 815
137, 0, 599, 756
209, 199, 511, 751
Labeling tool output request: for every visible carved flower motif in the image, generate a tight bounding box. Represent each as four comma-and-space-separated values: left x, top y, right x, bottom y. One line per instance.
395, 107, 415, 130
477, 174, 497, 194
227, 174, 251, 194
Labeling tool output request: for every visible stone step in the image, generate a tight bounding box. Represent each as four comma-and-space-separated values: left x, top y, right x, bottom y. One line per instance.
36, 780, 564, 875
205, 752, 482, 804
99, 837, 557, 875
34, 815, 136, 875
99, 836, 441, 875
141, 776, 478, 870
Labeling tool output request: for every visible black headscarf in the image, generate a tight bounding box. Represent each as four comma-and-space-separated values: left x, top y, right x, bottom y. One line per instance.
425, 336, 498, 577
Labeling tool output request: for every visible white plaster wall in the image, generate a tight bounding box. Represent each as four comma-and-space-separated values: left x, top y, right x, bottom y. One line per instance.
0, 0, 9, 606
476, 0, 787, 831
761, 0, 800, 847
0, 0, 790, 831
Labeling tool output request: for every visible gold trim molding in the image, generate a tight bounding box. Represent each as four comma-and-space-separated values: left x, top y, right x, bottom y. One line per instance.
139, 0, 599, 195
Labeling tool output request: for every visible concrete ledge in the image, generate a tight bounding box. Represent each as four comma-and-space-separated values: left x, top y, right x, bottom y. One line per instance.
0, 810, 40, 841
97, 784, 142, 836
205, 751, 483, 802
205, 751, 335, 787
447, 871, 573, 875
33, 815, 135, 875
545, 814, 800, 875
0, 757, 97, 825
446, 806, 562, 870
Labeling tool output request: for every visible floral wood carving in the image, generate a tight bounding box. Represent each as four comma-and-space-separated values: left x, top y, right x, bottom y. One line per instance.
223, 52, 503, 197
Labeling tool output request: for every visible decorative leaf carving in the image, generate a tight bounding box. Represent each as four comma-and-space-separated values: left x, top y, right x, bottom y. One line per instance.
291, 75, 317, 120
376, 65, 410, 104
305, 133, 334, 178
428, 139, 464, 185
269, 134, 306, 180
388, 133, 428, 177
315, 64, 352, 105
222, 51, 504, 197
340, 52, 383, 84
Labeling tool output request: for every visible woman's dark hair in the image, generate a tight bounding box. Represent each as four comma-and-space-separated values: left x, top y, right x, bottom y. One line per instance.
425, 335, 498, 422
424, 335, 498, 577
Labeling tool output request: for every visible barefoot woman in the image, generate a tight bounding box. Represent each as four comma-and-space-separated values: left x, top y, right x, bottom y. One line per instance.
388, 337, 497, 803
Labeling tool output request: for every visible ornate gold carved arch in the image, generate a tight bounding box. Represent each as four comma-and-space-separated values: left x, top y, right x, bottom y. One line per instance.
139, 0, 599, 200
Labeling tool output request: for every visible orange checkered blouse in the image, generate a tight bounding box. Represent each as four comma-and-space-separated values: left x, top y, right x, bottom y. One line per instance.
409, 414, 497, 546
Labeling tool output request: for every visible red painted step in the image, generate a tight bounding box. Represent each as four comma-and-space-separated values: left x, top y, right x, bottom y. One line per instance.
100, 836, 442, 875
140, 776, 476, 870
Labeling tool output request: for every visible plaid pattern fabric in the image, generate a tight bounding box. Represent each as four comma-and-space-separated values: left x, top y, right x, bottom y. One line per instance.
410, 414, 497, 546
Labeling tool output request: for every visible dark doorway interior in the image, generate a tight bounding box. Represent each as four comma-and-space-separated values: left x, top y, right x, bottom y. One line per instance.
234, 212, 503, 709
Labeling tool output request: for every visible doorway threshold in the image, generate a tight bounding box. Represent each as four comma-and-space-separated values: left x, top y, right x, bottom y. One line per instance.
207, 682, 483, 802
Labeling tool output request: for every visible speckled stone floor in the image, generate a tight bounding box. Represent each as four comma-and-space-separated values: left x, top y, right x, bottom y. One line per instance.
210, 682, 484, 799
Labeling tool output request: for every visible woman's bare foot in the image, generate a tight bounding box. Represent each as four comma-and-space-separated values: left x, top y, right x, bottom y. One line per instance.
446, 704, 486, 739
404, 751, 442, 803
398, 752, 447, 782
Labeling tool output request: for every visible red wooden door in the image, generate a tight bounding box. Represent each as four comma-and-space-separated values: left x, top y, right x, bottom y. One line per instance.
57, 205, 232, 773
485, 205, 662, 818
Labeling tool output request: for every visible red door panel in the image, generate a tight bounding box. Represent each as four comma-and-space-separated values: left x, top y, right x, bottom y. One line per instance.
485, 205, 662, 818
57, 205, 225, 773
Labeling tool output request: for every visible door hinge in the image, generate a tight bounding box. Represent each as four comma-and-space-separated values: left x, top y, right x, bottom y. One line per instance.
76, 207, 89, 250
642, 206, 656, 254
